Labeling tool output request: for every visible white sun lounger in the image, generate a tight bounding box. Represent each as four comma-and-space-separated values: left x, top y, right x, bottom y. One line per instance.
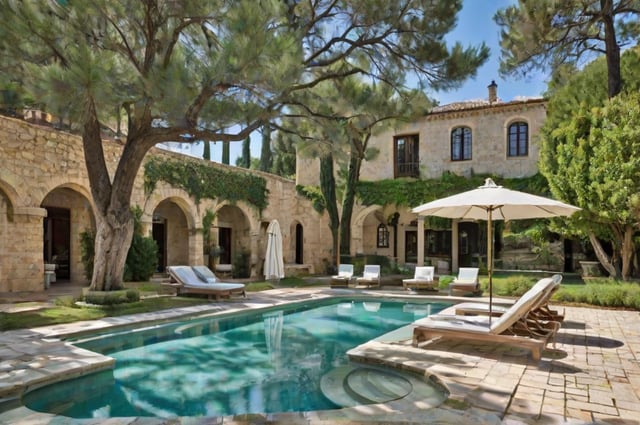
331, 264, 354, 287
403, 266, 436, 291
355, 264, 381, 288
448, 267, 480, 295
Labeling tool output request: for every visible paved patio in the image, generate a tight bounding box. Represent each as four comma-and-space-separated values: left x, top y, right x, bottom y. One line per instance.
1, 286, 639, 424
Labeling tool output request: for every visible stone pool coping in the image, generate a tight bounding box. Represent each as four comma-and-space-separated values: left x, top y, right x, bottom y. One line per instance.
1, 287, 639, 424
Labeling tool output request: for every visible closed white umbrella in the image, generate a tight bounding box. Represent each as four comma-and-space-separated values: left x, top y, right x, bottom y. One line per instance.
264, 219, 285, 282
412, 178, 580, 317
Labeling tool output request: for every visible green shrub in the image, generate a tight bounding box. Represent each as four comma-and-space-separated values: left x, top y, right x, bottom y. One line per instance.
84, 289, 140, 305
124, 206, 158, 282
497, 275, 536, 297
345, 254, 392, 275
438, 275, 454, 290
124, 233, 158, 281
233, 249, 251, 278
126, 289, 140, 302
550, 280, 640, 310
79, 229, 95, 280
54, 296, 77, 308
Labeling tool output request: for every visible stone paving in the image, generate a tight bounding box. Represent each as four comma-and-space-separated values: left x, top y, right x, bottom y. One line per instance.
0, 287, 639, 424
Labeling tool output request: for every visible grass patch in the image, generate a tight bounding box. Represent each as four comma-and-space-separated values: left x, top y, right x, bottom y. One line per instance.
0, 278, 314, 331
0, 296, 211, 331
480, 273, 640, 310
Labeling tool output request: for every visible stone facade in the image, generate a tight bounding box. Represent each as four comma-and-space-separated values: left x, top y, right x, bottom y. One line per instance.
296, 93, 549, 270
0, 115, 331, 292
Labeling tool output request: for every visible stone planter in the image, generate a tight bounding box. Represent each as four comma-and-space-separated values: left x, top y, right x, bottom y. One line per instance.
579, 261, 602, 278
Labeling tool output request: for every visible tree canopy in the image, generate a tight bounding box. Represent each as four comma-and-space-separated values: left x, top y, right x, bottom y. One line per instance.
540, 47, 640, 278
542, 91, 640, 278
495, 0, 640, 97
0, 0, 489, 290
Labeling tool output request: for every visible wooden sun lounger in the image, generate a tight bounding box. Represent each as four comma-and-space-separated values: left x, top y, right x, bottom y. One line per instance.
166, 265, 246, 300
413, 276, 561, 361
403, 266, 436, 291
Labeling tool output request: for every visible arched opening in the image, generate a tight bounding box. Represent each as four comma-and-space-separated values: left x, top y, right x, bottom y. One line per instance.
215, 205, 251, 277
295, 223, 303, 264
152, 199, 190, 271
41, 187, 95, 284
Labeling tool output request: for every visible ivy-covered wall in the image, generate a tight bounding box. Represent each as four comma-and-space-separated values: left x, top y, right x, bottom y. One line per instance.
144, 157, 269, 210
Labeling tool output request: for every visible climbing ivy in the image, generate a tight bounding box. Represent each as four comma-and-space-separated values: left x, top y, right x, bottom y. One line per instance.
296, 185, 326, 213
356, 173, 550, 208
144, 157, 269, 210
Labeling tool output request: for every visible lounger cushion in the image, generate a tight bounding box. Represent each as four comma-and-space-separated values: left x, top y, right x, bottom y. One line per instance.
192, 265, 218, 283
489, 277, 555, 334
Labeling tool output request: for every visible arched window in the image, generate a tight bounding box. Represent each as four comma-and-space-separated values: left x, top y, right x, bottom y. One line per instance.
508, 121, 528, 157
377, 224, 389, 248
451, 127, 472, 161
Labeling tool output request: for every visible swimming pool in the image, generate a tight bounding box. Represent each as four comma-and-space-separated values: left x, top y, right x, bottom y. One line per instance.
23, 297, 449, 419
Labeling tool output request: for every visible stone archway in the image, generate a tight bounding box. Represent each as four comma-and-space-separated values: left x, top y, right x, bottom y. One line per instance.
152, 198, 192, 271
215, 205, 251, 277
41, 186, 95, 284
352, 205, 385, 256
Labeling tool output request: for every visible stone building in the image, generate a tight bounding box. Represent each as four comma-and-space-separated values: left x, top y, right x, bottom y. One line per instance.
0, 115, 331, 292
297, 82, 548, 272
0, 82, 557, 292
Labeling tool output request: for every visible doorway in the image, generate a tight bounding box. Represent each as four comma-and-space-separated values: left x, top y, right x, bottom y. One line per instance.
405, 230, 417, 263
295, 223, 303, 264
43, 207, 71, 279
152, 219, 167, 272
218, 227, 232, 264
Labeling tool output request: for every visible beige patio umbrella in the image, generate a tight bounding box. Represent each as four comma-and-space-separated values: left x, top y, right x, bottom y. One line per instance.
412, 178, 580, 317
264, 219, 285, 282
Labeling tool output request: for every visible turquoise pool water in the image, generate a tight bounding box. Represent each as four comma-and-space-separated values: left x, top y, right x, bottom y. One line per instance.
24, 298, 448, 418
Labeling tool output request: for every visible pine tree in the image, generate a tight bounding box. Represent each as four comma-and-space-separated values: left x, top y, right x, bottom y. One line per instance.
0, 0, 488, 290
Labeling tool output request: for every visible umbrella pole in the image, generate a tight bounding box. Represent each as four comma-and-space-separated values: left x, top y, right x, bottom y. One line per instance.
487, 210, 493, 323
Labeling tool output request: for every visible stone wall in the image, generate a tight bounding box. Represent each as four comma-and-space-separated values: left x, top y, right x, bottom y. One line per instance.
0, 115, 331, 292
294, 98, 548, 264
359, 99, 547, 181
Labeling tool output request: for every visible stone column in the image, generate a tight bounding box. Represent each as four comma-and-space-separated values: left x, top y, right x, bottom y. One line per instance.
451, 219, 459, 273
5, 207, 47, 291
417, 216, 425, 266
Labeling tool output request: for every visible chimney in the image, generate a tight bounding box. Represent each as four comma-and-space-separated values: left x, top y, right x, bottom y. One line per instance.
488, 80, 498, 103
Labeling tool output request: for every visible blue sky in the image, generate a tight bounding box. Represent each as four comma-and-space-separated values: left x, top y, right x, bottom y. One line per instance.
197, 0, 549, 163
434, 0, 548, 104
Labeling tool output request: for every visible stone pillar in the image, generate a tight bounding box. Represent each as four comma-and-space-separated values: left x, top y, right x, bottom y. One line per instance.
417, 216, 425, 266
3, 207, 47, 291
190, 227, 204, 266
249, 228, 261, 278
451, 219, 459, 273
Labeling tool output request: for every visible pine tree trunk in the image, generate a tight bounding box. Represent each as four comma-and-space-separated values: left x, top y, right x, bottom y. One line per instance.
339, 152, 362, 255
91, 210, 134, 291
601, 0, 622, 98
260, 124, 272, 172
82, 98, 149, 291
319, 154, 340, 264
